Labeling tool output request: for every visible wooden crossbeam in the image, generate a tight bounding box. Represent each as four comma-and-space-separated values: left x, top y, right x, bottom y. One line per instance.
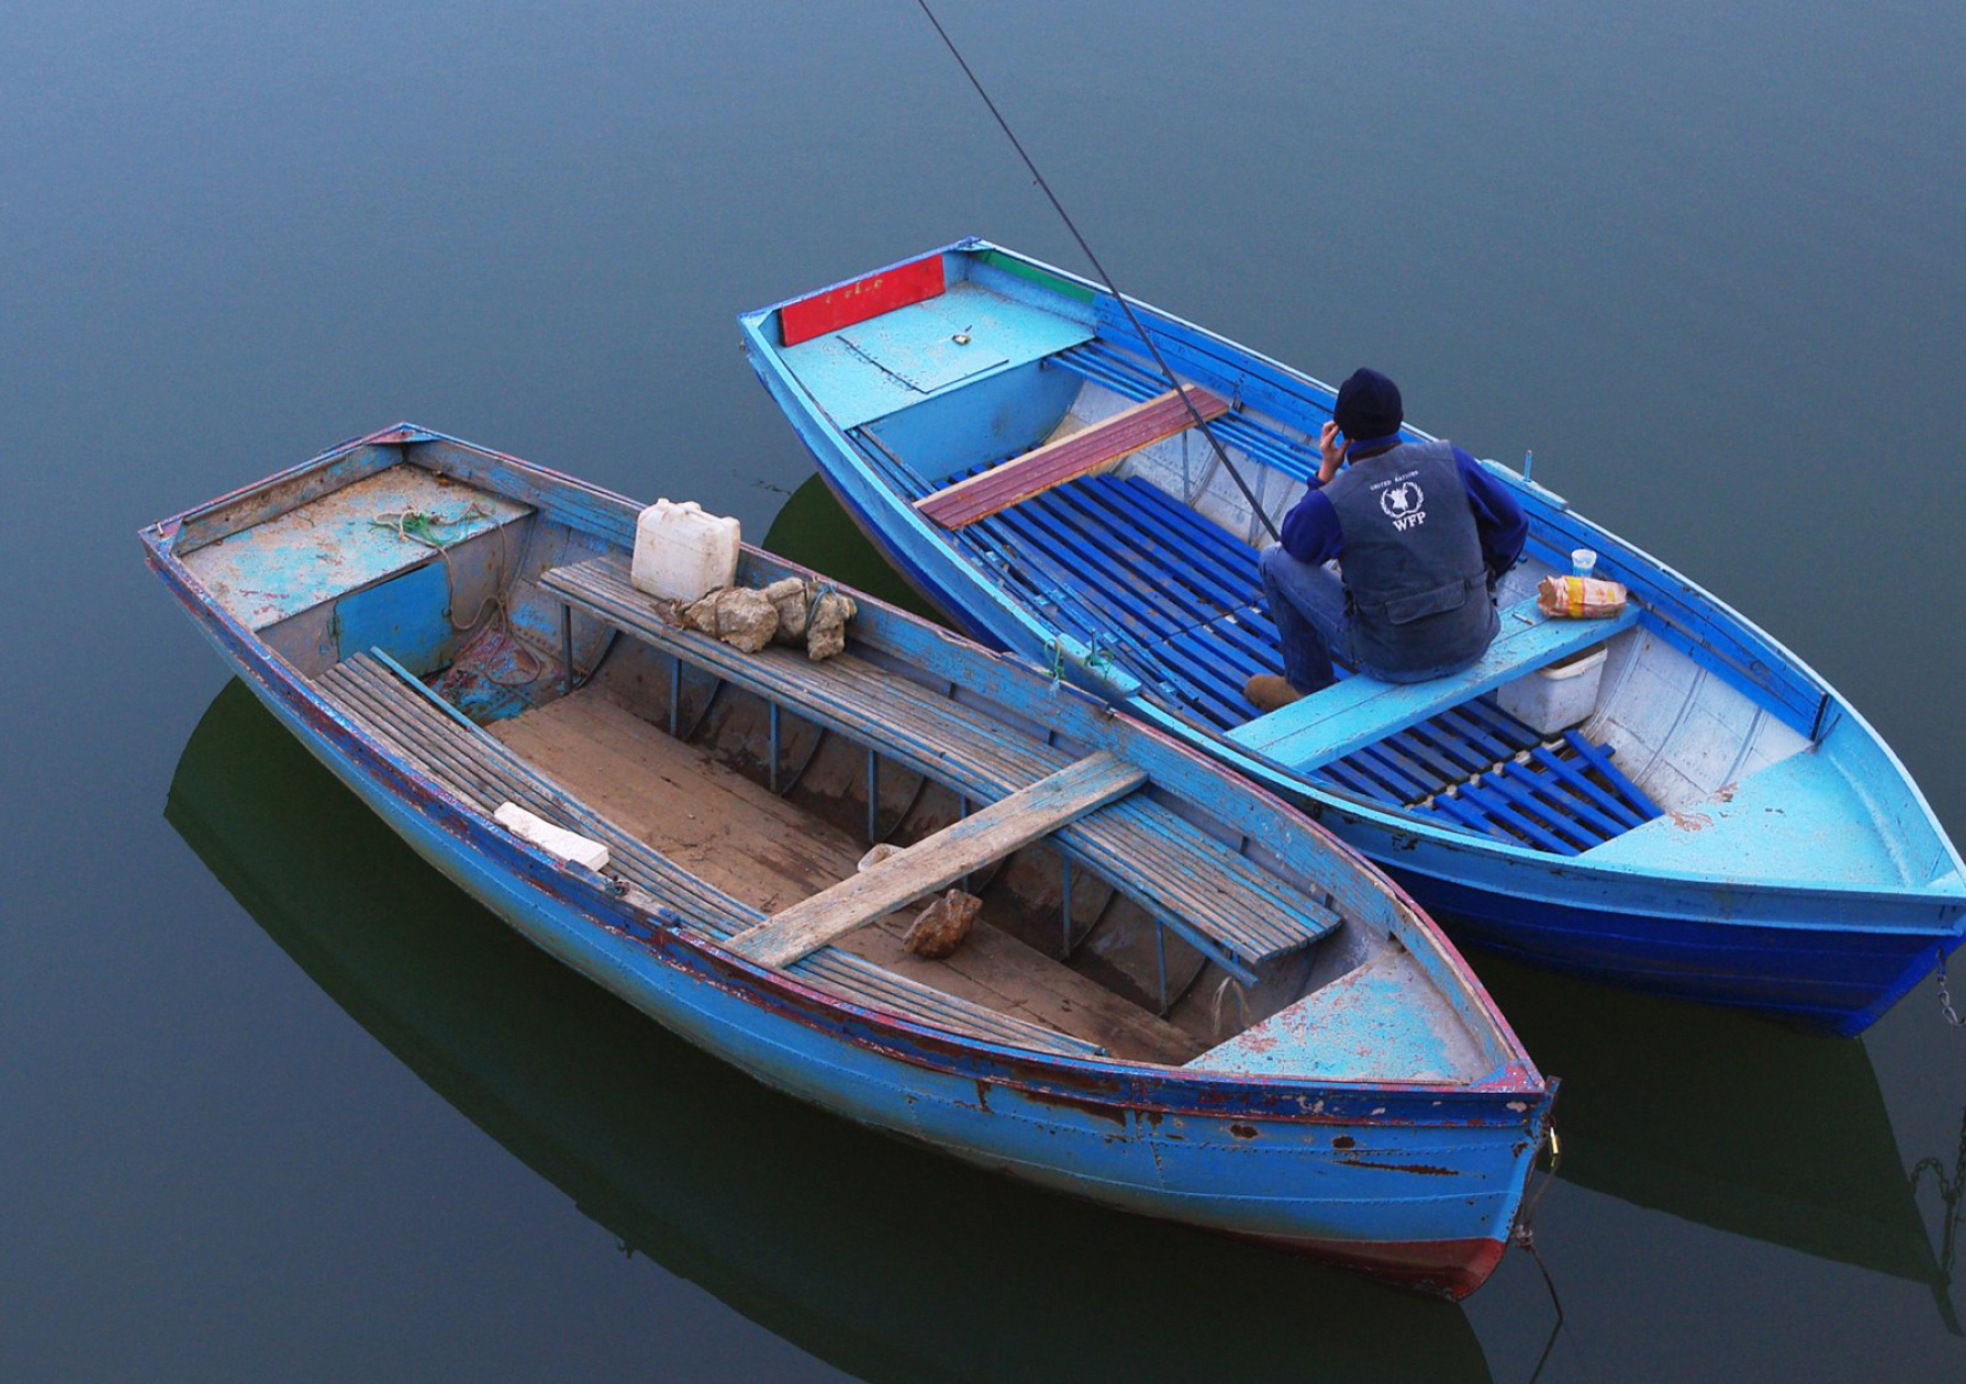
914, 385, 1231, 529
726, 752, 1148, 969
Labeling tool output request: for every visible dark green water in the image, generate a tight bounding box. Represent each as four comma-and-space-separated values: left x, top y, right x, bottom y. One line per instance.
8, 1, 1966, 1379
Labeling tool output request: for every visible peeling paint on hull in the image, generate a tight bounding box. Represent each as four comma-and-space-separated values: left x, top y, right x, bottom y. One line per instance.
140, 438, 1551, 1299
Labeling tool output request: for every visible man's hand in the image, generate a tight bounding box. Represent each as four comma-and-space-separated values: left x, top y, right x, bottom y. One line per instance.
1317, 420, 1347, 484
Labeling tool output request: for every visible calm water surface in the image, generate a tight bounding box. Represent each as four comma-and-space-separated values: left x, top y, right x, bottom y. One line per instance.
8, 1, 1966, 1379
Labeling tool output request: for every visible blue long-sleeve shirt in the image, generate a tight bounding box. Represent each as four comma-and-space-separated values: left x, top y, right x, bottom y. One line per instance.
1279, 444, 1528, 580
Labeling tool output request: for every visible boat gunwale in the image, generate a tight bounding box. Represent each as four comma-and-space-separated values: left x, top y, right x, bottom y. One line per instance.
139, 445, 1550, 1122
737, 240, 1966, 916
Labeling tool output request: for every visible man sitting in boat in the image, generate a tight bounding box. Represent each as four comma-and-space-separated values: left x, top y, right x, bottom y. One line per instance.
1245, 369, 1527, 712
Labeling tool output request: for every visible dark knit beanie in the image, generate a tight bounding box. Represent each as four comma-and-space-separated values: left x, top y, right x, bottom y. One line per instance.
1332, 368, 1403, 441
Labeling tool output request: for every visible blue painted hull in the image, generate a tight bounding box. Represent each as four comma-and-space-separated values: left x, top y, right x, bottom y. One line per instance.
738, 242, 1966, 1034
1385, 866, 1943, 1038
143, 464, 1550, 1299
795, 425, 1949, 1039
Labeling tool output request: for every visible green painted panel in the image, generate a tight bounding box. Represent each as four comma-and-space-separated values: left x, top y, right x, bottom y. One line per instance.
974, 249, 1096, 304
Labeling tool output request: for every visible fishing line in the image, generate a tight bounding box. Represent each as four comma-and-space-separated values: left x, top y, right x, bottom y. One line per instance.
910, 0, 1282, 542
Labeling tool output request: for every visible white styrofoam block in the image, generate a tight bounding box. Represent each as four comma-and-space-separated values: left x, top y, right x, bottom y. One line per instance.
630, 498, 741, 602
493, 802, 610, 872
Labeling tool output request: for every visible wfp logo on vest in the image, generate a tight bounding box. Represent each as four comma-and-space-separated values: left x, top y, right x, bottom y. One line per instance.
1379, 481, 1426, 531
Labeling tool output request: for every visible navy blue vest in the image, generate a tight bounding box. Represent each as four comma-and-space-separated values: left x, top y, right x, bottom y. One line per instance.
1321, 440, 1497, 677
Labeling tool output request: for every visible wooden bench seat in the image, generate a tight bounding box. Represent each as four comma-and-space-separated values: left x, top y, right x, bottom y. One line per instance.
914, 384, 1230, 529
539, 556, 1341, 985
1226, 599, 1643, 773
318, 652, 1108, 1060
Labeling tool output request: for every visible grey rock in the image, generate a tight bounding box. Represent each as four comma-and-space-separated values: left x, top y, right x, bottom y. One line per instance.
682, 586, 780, 654
806, 590, 857, 661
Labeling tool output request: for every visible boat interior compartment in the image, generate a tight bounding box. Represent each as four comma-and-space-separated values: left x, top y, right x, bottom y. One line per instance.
177, 466, 540, 681
775, 277, 1094, 435
848, 425, 1670, 857
791, 256, 1856, 863
536, 555, 1347, 1013
182, 446, 1514, 1077
318, 651, 1125, 1062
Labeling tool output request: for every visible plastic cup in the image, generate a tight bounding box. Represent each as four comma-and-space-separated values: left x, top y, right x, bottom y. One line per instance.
1571, 548, 1598, 578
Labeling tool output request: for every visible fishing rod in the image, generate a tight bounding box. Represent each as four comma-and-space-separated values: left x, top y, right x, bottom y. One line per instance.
910, 0, 1282, 542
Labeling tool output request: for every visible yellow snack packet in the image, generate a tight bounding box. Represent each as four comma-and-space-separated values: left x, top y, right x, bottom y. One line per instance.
1537, 574, 1629, 619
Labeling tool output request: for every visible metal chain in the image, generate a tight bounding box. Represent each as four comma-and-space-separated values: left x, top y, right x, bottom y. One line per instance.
1510, 1125, 1566, 1384
1909, 1106, 1966, 1203
1939, 946, 1965, 1027
1910, 1101, 1966, 1279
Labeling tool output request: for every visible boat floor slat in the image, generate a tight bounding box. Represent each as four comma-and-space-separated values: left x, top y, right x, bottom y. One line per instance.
321, 667, 1076, 1056
882, 446, 1660, 855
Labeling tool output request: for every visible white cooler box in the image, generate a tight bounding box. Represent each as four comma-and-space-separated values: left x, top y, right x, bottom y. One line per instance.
1494, 644, 1609, 736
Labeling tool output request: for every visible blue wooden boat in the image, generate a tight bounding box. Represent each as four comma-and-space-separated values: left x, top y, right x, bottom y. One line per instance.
142, 426, 1552, 1298
165, 678, 1502, 1380
738, 238, 1966, 1035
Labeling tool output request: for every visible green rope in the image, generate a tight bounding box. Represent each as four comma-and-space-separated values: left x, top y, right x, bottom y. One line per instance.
369, 504, 491, 549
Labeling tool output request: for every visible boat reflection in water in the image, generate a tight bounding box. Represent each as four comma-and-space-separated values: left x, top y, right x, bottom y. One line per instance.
1478, 917, 1957, 1331
165, 679, 1494, 1384
770, 473, 1961, 1333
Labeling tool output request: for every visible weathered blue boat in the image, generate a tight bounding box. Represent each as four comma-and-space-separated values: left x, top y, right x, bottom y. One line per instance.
165, 679, 1504, 1380
142, 426, 1552, 1298
738, 239, 1966, 1035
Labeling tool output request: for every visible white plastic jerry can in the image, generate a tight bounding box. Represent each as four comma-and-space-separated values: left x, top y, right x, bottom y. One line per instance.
630, 499, 741, 602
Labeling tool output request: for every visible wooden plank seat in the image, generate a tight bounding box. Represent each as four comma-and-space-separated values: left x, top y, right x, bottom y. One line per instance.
1227, 600, 1643, 772
317, 652, 1106, 1060
539, 556, 1341, 985
730, 753, 1148, 967
915, 384, 1230, 529
853, 429, 1664, 853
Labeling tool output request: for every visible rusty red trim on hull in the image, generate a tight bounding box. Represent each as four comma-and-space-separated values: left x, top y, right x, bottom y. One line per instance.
1234, 1230, 1509, 1301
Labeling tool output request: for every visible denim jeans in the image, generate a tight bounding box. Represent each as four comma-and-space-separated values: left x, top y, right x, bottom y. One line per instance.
1258, 545, 1491, 693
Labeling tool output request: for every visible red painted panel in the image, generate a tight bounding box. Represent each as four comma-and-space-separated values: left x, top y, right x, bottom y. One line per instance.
778, 256, 947, 346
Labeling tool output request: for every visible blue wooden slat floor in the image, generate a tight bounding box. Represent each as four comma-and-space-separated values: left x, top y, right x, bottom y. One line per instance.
849, 373, 1664, 855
